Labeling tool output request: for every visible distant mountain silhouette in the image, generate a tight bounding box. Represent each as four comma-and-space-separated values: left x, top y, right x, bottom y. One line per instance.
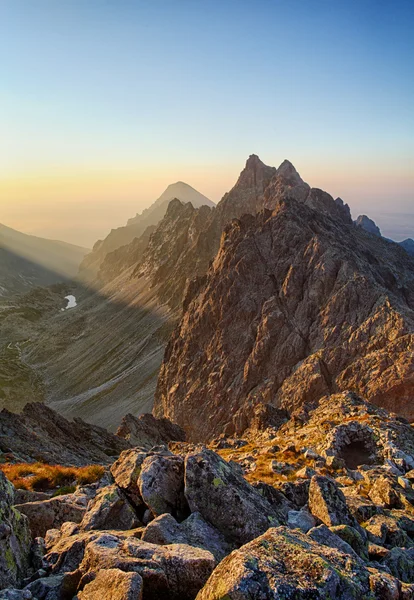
79, 181, 214, 280
0, 223, 89, 296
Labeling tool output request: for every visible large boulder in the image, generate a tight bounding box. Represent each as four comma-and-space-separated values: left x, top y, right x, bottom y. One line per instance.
77, 568, 143, 600
0, 472, 31, 589
142, 512, 231, 561
79, 534, 215, 600
308, 475, 359, 528
196, 526, 378, 599
15, 495, 86, 538
138, 455, 189, 521
81, 485, 141, 531
110, 449, 148, 508
184, 449, 278, 546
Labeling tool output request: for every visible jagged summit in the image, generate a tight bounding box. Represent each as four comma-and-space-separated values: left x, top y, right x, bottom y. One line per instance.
355, 214, 381, 237
276, 158, 304, 185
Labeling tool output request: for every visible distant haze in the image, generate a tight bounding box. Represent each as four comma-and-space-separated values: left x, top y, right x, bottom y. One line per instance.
1, 1, 413, 245
1, 159, 412, 246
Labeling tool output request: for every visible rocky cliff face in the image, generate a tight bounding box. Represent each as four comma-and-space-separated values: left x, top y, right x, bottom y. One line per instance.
135, 156, 352, 310
155, 195, 414, 441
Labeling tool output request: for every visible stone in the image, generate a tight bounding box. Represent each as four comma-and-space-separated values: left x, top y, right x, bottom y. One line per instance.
364, 514, 412, 549
184, 448, 279, 546
287, 508, 316, 533
77, 568, 143, 600
399, 476, 412, 490
295, 465, 316, 478
15, 495, 86, 538
0, 472, 31, 589
138, 454, 189, 521
196, 526, 376, 599
329, 525, 368, 560
367, 569, 401, 600
308, 475, 358, 528
24, 574, 64, 599
79, 534, 216, 600
368, 476, 400, 508
308, 525, 360, 560
142, 512, 231, 561
81, 485, 140, 531
0, 591, 32, 599
342, 489, 382, 523
383, 547, 414, 583
110, 448, 148, 508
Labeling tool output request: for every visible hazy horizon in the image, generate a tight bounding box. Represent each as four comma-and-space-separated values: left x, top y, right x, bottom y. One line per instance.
1, 0, 413, 246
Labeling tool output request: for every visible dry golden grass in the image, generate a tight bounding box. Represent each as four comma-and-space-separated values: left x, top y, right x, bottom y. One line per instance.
0, 462, 105, 491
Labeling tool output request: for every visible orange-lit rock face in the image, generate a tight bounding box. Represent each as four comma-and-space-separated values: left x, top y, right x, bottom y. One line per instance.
155, 195, 414, 442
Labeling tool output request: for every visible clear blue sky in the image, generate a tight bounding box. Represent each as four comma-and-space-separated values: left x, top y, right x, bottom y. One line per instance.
1, 0, 413, 245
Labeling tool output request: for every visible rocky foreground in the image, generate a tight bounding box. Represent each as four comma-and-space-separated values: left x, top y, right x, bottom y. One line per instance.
1, 392, 414, 598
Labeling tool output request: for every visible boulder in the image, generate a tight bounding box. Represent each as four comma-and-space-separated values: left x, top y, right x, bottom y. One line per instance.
81, 485, 141, 531
138, 455, 189, 521
0, 472, 32, 589
342, 489, 382, 522
308, 525, 361, 560
308, 475, 359, 528
15, 495, 85, 538
142, 512, 231, 561
0, 591, 32, 599
364, 514, 412, 549
184, 449, 279, 546
77, 568, 143, 600
110, 449, 148, 508
383, 547, 414, 583
196, 526, 376, 599
287, 508, 316, 533
79, 534, 215, 600
24, 575, 64, 599
368, 476, 401, 508
329, 525, 368, 560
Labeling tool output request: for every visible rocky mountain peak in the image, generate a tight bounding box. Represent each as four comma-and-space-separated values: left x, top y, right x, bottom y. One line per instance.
276, 159, 304, 185
355, 214, 382, 237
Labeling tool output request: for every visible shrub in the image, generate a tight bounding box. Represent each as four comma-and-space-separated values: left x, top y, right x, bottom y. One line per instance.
0, 462, 105, 492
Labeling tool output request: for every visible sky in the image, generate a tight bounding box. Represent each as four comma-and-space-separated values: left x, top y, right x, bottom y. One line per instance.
0, 0, 413, 247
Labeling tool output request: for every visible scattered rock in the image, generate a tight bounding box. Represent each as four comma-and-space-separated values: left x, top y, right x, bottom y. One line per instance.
308, 475, 358, 528
0, 472, 32, 588
138, 454, 189, 521
76, 568, 143, 600
142, 512, 231, 561
184, 449, 278, 545
81, 485, 141, 531
287, 508, 316, 533
196, 526, 375, 599
15, 495, 86, 538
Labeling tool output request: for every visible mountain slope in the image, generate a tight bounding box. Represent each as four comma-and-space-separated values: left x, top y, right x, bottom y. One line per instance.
79, 181, 214, 280
0, 224, 89, 296
155, 197, 414, 441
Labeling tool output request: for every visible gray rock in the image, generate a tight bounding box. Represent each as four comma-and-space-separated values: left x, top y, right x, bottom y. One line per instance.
80, 534, 215, 600
25, 574, 64, 599
110, 448, 148, 508
382, 547, 414, 583
138, 454, 189, 521
287, 508, 316, 533
329, 525, 368, 560
196, 526, 376, 599
0, 472, 31, 589
15, 495, 86, 538
308, 475, 359, 528
184, 448, 279, 546
81, 485, 140, 531
142, 512, 231, 561
0, 591, 32, 600
365, 514, 413, 549
308, 525, 361, 560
